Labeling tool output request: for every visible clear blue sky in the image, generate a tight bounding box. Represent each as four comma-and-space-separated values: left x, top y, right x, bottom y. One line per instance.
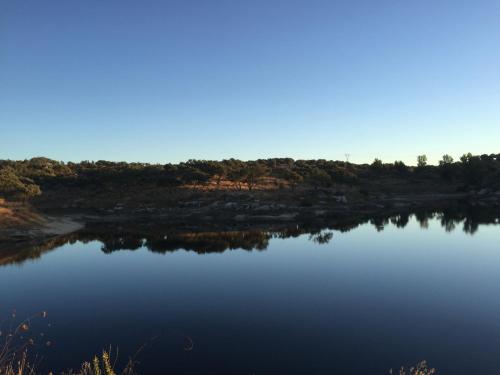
1, 0, 499, 165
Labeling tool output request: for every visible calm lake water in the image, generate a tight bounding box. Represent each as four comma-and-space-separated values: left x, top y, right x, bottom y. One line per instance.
1, 210, 500, 374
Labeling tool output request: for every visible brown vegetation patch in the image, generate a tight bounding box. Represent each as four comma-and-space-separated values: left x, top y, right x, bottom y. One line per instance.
0, 202, 44, 227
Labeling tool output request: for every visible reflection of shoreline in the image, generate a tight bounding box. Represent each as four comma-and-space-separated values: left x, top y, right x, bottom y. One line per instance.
0, 235, 74, 266
2, 194, 498, 250
1, 204, 499, 267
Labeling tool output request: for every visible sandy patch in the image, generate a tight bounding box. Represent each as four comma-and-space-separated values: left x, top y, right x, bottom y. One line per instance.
40, 217, 85, 236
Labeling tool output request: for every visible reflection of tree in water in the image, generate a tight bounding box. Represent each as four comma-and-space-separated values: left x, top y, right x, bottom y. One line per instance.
370, 217, 388, 232
100, 236, 145, 252
365, 206, 499, 235
390, 213, 410, 228
309, 231, 334, 244
415, 211, 432, 229
2, 205, 499, 266
144, 231, 271, 254
0, 235, 75, 266
96, 231, 272, 254
442, 218, 456, 233
435, 206, 498, 235
83, 206, 500, 254
98, 228, 335, 254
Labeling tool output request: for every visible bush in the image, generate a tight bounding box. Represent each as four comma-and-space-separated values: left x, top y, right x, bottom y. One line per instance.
0, 167, 41, 200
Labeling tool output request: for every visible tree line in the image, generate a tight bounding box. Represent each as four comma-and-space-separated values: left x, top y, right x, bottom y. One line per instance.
1, 153, 500, 200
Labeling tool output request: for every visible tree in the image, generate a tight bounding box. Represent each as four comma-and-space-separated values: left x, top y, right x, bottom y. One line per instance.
0, 167, 41, 201
286, 170, 304, 190
212, 164, 228, 189
460, 152, 473, 164
459, 152, 489, 185
370, 158, 383, 170
274, 169, 303, 190
439, 154, 454, 166
244, 163, 267, 191
417, 155, 427, 168
393, 161, 408, 173
177, 165, 210, 189
307, 168, 332, 188
438, 154, 456, 180
227, 168, 247, 190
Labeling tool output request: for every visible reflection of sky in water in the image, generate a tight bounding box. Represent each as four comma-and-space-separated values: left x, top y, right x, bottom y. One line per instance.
1, 216, 500, 374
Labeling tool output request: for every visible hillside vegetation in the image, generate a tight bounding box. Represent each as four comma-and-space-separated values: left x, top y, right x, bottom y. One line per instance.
1, 153, 499, 200
0, 154, 499, 231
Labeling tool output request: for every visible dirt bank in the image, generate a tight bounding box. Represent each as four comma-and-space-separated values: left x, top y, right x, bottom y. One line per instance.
0, 200, 84, 250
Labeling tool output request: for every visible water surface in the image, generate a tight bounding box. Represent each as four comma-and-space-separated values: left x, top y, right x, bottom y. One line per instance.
1, 210, 500, 374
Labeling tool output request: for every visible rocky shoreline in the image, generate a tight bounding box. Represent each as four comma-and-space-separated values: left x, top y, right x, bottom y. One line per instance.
2, 190, 499, 251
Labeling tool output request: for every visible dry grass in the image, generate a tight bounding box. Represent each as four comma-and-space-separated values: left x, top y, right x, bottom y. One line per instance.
389, 360, 436, 375
60, 350, 136, 375
183, 176, 290, 191
0, 350, 136, 375
0, 200, 45, 228
0, 312, 49, 375
1, 311, 436, 375
0, 310, 136, 375
0, 350, 36, 375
